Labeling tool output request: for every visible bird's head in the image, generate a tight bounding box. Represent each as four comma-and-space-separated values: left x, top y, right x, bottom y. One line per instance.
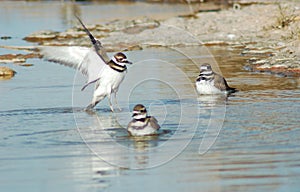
132, 104, 147, 120
113, 52, 132, 66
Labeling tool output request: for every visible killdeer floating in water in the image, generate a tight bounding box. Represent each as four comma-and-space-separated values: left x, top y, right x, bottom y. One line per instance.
196, 63, 236, 95
127, 104, 160, 136
41, 16, 132, 111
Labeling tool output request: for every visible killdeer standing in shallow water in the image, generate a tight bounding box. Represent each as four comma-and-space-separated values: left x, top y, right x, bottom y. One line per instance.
127, 104, 160, 136
196, 63, 236, 95
41, 16, 132, 111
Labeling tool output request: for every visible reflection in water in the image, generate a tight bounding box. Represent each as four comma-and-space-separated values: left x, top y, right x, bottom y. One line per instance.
75, 96, 197, 169
0, 75, 14, 80
129, 136, 160, 166
59, 2, 81, 26
197, 94, 229, 107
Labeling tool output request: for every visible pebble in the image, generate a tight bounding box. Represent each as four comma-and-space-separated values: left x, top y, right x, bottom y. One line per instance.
23, 30, 58, 42
0, 53, 41, 64
241, 49, 275, 56
0, 66, 16, 77
0, 36, 12, 40
17, 63, 34, 67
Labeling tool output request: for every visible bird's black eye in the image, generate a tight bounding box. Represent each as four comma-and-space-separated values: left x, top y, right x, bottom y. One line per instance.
140, 109, 146, 113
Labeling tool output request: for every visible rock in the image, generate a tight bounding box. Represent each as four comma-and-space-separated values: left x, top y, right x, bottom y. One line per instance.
203, 41, 230, 46
241, 48, 275, 56
246, 50, 300, 76
0, 36, 12, 40
0, 66, 16, 77
24, 30, 59, 42
0, 53, 41, 64
0, 57, 26, 63
106, 18, 160, 32
251, 59, 269, 65
231, 44, 247, 49
17, 63, 34, 67
58, 31, 86, 39
0, 45, 38, 51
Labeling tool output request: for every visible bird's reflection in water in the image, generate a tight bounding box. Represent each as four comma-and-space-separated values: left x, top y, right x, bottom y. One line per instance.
82, 110, 166, 169
197, 94, 230, 107
129, 135, 159, 167
84, 110, 128, 138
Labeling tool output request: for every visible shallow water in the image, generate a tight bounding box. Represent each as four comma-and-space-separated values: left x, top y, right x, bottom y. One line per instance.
1, 1, 300, 192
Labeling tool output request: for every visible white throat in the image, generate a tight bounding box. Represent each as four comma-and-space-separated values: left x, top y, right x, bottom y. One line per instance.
134, 113, 147, 120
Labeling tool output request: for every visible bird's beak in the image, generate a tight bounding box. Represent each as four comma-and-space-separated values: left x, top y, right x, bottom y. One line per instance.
125, 60, 133, 64
132, 113, 137, 117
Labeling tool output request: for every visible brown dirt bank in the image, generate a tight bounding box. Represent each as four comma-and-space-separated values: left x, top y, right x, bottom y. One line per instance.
2, 0, 300, 77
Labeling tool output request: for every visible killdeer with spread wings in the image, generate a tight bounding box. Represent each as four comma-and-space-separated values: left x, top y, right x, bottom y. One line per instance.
196, 63, 236, 95
40, 16, 132, 111
127, 104, 160, 136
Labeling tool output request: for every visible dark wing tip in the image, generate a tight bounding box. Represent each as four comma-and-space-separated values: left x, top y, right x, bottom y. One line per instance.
227, 87, 238, 93
75, 15, 97, 45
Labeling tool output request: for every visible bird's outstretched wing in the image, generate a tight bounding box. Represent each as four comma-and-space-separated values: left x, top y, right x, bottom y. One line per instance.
40, 16, 112, 91
78, 49, 108, 90
75, 15, 110, 64
40, 46, 89, 68
40, 45, 109, 90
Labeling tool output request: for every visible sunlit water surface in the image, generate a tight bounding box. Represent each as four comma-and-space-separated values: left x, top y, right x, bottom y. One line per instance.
1, 1, 300, 192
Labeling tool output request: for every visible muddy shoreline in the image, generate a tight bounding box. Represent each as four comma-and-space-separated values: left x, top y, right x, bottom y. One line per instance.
1, 0, 300, 77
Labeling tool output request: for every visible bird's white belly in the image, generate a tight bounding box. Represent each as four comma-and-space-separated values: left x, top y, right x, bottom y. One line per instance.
95, 69, 125, 94
128, 123, 157, 136
196, 80, 223, 94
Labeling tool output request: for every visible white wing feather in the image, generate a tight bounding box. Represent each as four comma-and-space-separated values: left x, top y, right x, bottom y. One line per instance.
40, 46, 89, 68
78, 48, 108, 89
40, 46, 109, 90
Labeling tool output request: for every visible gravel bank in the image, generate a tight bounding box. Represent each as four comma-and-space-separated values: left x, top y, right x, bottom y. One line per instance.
1, 1, 300, 77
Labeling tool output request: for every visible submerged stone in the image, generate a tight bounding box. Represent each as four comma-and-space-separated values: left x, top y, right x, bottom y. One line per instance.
24, 30, 59, 42
0, 66, 16, 77
0, 53, 41, 64
0, 36, 12, 40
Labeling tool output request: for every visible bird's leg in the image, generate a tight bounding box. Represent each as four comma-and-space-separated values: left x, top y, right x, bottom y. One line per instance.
113, 92, 122, 111
107, 94, 114, 112
85, 101, 99, 111
85, 104, 94, 111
